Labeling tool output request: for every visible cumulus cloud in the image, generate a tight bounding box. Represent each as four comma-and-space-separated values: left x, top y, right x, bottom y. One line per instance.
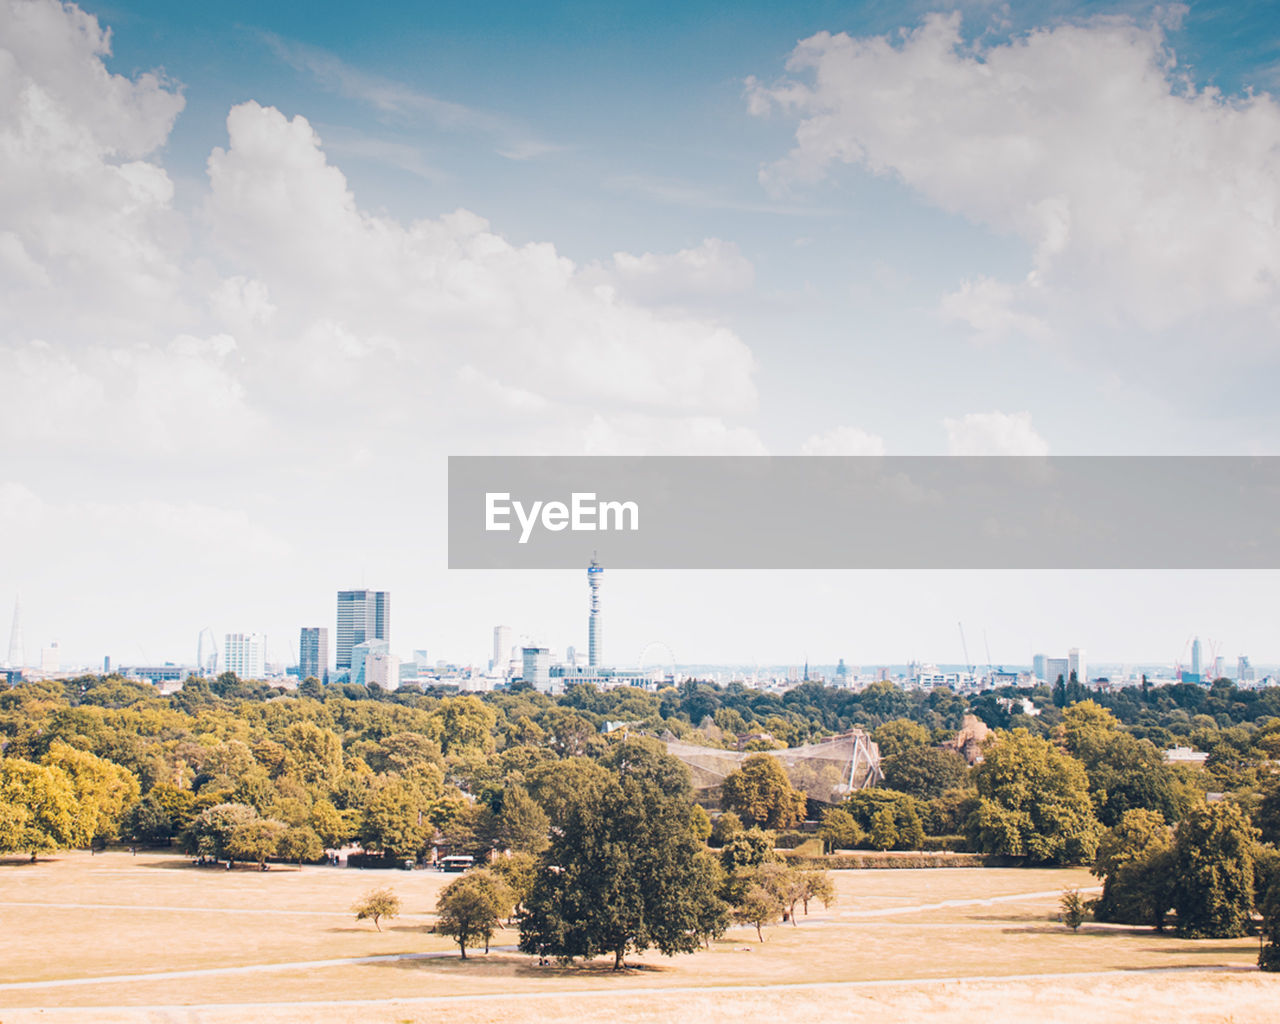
203, 101, 759, 421
600, 238, 756, 305
801, 425, 886, 455
944, 411, 1049, 455
0, 0, 186, 335
749, 13, 1280, 331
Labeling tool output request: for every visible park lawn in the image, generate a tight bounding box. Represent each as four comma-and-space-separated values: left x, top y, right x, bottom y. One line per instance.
0, 851, 1269, 1020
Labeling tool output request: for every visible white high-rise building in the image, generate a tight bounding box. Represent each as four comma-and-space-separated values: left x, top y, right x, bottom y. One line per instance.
1191, 637, 1202, 678
1068, 648, 1086, 686
224, 633, 267, 679
1045, 657, 1069, 687
493, 625, 513, 672
365, 650, 401, 691
349, 638, 390, 688
40, 641, 59, 675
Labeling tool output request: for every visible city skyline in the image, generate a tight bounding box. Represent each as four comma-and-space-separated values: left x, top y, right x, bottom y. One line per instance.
4, 1, 1280, 669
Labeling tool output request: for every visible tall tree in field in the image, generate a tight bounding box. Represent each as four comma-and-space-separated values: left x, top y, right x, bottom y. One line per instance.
353, 887, 400, 931
968, 729, 1102, 864
1091, 809, 1175, 929
434, 869, 515, 958
43, 741, 139, 845
720, 754, 806, 830
0, 758, 85, 857
518, 772, 720, 969
1170, 802, 1257, 939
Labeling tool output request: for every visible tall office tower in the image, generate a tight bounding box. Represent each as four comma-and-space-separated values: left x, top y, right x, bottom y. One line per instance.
492, 625, 513, 672
7, 596, 23, 669
224, 633, 267, 679
40, 641, 59, 675
1032, 653, 1047, 681
1045, 657, 1069, 687
1191, 637, 1202, 678
336, 590, 390, 671
522, 646, 551, 690
1238, 655, 1254, 682
587, 556, 603, 668
299, 627, 329, 682
1068, 648, 1086, 686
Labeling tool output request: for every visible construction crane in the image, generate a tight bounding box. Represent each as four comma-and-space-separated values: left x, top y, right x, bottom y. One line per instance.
197, 627, 218, 677
958, 621, 973, 677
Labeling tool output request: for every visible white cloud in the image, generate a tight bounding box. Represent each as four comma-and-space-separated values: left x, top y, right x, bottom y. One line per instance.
749, 13, 1280, 330
801, 425, 886, 455
591, 238, 756, 306
204, 101, 759, 421
582, 414, 767, 456
939, 275, 1050, 343
944, 411, 1049, 455
0, 0, 186, 336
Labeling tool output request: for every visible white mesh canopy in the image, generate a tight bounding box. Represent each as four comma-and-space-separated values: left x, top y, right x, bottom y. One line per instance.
665, 730, 882, 805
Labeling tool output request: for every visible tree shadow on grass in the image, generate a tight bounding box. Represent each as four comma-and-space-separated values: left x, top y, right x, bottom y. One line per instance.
375, 952, 670, 978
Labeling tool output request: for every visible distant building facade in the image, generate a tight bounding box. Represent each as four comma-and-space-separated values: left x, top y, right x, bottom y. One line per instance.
299, 626, 329, 682
224, 632, 266, 679
336, 590, 390, 671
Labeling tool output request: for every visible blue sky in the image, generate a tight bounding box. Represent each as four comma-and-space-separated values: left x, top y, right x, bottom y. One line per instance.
4, 0, 1280, 669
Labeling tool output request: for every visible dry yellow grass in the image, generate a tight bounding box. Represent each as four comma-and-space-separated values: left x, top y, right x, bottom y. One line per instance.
0, 850, 1273, 1023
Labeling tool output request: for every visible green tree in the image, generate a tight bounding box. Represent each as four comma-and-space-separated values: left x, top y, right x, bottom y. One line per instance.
968, 729, 1102, 864
797, 870, 835, 915
228, 818, 287, 870
708, 810, 744, 848
1259, 870, 1280, 972
1060, 888, 1088, 931
1170, 802, 1257, 938
278, 825, 323, 866
518, 772, 719, 969
869, 807, 897, 851
353, 886, 400, 931
730, 880, 783, 942
496, 784, 549, 855
43, 741, 139, 845
0, 758, 86, 857
872, 718, 931, 758
720, 754, 806, 830
1091, 808, 1174, 928
719, 826, 777, 872
434, 869, 515, 958
817, 806, 863, 853
880, 746, 969, 801
359, 779, 433, 860
842, 790, 926, 850
492, 850, 538, 923
182, 802, 258, 863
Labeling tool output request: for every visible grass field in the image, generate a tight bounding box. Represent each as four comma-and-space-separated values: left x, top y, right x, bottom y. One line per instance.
0, 851, 1274, 1023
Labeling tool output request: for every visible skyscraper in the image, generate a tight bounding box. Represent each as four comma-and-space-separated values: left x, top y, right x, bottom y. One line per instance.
1032, 653, 1047, 681
492, 625, 513, 672
587, 556, 603, 668
224, 633, 266, 679
1068, 648, 1086, 687
1191, 637, 1202, 678
7, 596, 23, 669
299, 626, 329, 682
336, 590, 390, 671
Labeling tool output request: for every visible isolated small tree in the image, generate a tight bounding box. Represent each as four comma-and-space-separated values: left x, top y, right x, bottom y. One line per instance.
731, 881, 783, 942
1060, 888, 1088, 931
435, 869, 515, 959
798, 870, 836, 915
353, 887, 400, 932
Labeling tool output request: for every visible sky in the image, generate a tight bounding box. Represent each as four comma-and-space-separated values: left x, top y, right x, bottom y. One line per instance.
3, 0, 1280, 672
